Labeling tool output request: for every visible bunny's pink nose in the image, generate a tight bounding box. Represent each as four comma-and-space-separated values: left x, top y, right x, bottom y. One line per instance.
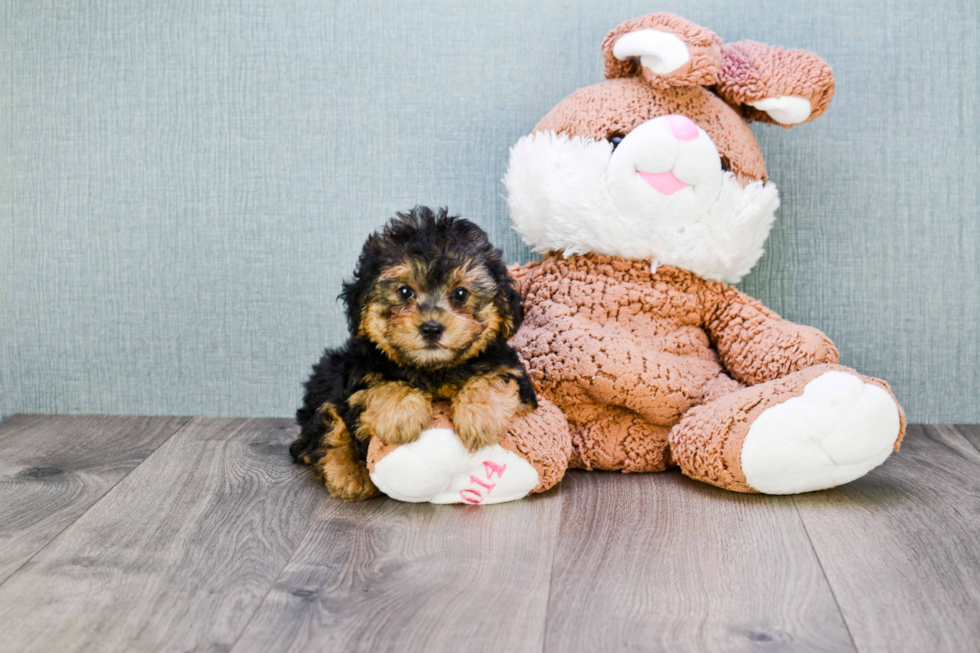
665, 114, 699, 141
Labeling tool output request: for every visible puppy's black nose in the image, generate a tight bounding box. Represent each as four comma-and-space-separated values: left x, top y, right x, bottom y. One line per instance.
419, 321, 445, 342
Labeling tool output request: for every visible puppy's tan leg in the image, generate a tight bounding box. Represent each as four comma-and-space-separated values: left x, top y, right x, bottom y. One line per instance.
314, 403, 379, 502
350, 381, 432, 446
451, 372, 529, 453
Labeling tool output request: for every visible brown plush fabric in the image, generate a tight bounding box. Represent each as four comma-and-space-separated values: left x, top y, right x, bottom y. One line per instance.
368, 13, 896, 499
703, 283, 840, 385
601, 13, 723, 88
668, 364, 906, 491
509, 253, 880, 482
365, 398, 571, 494
561, 403, 674, 473
497, 398, 572, 493
716, 41, 836, 127
533, 77, 768, 184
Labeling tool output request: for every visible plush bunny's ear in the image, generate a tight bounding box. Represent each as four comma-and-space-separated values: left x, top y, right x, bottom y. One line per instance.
602, 13, 723, 88
715, 41, 835, 127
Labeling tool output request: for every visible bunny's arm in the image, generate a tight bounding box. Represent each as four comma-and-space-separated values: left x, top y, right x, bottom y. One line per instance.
700, 281, 839, 386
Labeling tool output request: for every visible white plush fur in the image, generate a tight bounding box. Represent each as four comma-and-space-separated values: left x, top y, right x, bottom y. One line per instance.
747, 96, 812, 125
612, 29, 690, 75
504, 128, 780, 284
740, 371, 901, 494
370, 428, 539, 505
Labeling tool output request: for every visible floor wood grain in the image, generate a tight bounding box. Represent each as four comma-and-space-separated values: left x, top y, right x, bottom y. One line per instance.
0, 417, 323, 653
958, 424, 980, 454
794, 425, 980, 653
543, 470, 855, 653
0, 414, 189, 584
231, 487, 563, 653
0, 418, 977, 653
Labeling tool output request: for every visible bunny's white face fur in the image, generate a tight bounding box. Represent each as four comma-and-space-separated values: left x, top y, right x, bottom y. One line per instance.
504, 120, 780, 284
503, 14, 835, 284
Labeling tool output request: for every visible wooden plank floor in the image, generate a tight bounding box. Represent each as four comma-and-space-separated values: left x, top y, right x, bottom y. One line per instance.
0, 417, 977, 653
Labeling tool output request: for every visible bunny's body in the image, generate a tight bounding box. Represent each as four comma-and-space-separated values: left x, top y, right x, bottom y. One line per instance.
364, 13, 905, 501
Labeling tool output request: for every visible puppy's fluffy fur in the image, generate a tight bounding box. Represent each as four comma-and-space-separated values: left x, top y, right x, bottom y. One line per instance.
290, 207, 537, 501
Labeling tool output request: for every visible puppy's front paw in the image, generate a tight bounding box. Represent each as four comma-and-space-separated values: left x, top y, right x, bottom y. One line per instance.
353, 382, 433, 446
451, 374, 525, 453
371, 399, 432, 446
452, 401, 513, 453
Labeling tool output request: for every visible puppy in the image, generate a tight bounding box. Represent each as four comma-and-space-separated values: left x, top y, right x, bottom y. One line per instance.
290, 207, 537, 501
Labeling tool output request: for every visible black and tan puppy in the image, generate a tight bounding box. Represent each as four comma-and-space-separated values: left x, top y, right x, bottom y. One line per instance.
290, 207, 537, 501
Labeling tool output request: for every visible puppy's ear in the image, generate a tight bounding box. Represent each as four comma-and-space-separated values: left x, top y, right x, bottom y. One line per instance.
500, 282, 524, 339
715, 41, 835, 127
481, 246, 524, 339
341, 233, 384, 336
340, 277, 366, 337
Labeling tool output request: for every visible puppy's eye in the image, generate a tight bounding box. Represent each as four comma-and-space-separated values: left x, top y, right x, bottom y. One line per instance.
609, 134, 625, 150
397, 286, 415, 301
450, 287, 469, 304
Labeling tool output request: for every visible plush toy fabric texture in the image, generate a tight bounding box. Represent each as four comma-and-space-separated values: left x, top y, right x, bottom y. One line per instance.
366, 11, 903, 503
601, 13, 723, 87
716, 41, 836, 126
366, 400, 571, 504
509, 254, 905, 492
505, 129, 780, 283
532, 77, 768, 184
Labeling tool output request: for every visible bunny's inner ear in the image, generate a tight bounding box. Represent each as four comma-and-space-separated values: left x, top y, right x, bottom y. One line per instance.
716, 41, 836, 128
602, 13, 723, 88
744, 96, 813, 125
612, 29, 690, 76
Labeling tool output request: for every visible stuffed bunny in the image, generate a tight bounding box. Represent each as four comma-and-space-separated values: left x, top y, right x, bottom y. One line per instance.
366, 13, 904, 503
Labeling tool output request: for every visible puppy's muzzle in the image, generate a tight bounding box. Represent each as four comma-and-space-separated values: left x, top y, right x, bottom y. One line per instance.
419, 321, 445, 343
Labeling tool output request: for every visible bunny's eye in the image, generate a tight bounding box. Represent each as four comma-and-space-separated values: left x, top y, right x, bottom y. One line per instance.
397, 286, 415, 301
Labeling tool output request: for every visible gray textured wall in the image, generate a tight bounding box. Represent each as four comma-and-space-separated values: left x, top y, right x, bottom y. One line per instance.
1, 0, 977, 423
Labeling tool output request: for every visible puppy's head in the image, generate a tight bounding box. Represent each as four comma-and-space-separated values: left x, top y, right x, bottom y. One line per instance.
342, 207, 522, 369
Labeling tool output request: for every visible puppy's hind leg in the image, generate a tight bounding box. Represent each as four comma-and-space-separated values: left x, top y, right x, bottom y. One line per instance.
290, 402, 329, 465
314, 403, 380, 502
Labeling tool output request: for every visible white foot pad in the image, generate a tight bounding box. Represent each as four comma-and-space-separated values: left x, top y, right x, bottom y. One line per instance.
741, 371, 901, 494
370, 428, 539, 505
